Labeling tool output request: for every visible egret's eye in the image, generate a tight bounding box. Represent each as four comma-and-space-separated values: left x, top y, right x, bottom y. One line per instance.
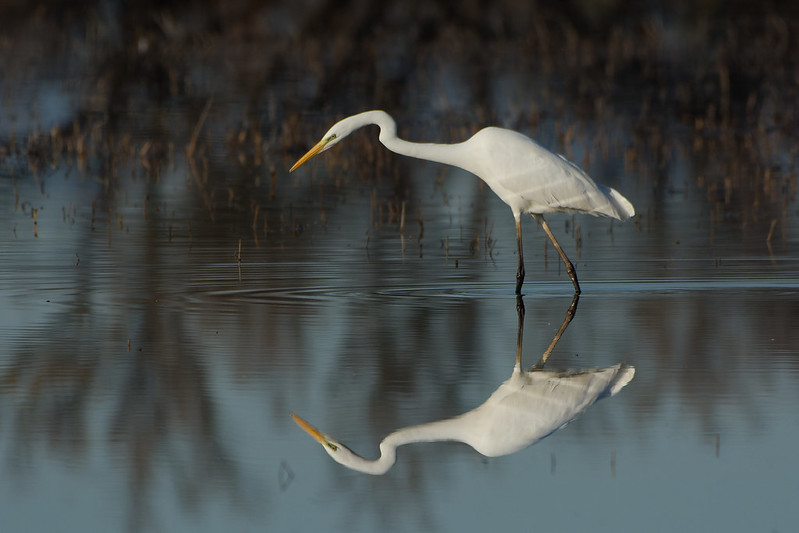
325, 441, 338, 451
325, 134, 337, 142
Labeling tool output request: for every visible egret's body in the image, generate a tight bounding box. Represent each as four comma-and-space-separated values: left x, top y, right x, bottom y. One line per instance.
292, 363, 634, 475
290, 110, 635, 293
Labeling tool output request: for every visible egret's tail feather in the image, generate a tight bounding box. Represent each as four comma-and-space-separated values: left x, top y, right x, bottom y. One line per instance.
608, 364, 636, 396
606, 186, 635, 219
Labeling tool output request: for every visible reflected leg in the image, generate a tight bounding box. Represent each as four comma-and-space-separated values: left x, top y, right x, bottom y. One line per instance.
532, 214, 581, 294
531, 293, 580, 369
515, 295, 525, 366
515, 217, 525, 295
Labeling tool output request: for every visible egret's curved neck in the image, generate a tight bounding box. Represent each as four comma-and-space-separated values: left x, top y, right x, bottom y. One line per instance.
353, 110, 469, 170
337, 416, 470, 475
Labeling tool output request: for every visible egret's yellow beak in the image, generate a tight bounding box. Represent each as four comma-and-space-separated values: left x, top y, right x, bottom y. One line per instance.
289, 139, 327, 172
291, 413, 338, 450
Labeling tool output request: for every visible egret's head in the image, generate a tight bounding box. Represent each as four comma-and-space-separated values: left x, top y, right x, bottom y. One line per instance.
291, 412, 346, 460
289, 118, 358, 172
291, 412, 392, 474
289, 112, 385, 172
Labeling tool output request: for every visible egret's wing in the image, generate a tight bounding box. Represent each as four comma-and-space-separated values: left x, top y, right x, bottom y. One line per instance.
468, 128, 633, 219
465, 364, 634, 456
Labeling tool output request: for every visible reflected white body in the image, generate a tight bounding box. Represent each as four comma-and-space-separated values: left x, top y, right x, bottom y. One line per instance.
292, 363, 634, 475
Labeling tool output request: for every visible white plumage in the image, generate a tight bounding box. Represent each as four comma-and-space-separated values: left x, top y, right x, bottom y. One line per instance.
291, 110, 635, 293
292, 363, 634, 475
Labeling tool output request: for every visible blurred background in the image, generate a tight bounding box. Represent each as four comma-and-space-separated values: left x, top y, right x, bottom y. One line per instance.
1, 1, 798, 532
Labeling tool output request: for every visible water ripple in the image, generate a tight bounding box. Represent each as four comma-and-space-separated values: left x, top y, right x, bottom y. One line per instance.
183, 274, 799, 308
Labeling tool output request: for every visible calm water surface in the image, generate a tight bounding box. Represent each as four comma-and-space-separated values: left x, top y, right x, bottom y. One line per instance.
1, 154, 797, 532
2, 3, 799, 532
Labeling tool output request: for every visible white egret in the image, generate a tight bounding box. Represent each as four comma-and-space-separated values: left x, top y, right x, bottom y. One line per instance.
291, 295, 635, 475
290, 110, 635, 294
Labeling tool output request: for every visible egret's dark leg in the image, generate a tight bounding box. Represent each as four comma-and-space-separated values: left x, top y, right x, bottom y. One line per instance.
532, 292, 580, 369
515, 218, 525, 294
515, 295, 525, 366
533, 214, 581, 294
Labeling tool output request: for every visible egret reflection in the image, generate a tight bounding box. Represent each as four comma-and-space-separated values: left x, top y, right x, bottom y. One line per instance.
292, 296, 634, 475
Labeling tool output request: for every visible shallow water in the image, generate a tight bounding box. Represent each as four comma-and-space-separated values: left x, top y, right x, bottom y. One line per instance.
2, 3, 799, 532
2, 145, 798, 532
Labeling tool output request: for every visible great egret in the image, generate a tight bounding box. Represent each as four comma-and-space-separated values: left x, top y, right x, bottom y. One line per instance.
289, 110, 635, 294
291, 295, 635, 475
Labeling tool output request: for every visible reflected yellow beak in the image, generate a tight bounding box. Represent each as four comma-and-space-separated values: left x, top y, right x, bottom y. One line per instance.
289, 139, 328, 172
291, 412, 338, 450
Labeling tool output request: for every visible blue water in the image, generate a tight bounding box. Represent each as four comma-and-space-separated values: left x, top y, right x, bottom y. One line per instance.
1, 152, 798, 532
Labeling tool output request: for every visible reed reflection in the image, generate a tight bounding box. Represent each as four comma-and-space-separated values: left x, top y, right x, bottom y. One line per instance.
292, 295, 634, 475
0, 198, 242, 532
